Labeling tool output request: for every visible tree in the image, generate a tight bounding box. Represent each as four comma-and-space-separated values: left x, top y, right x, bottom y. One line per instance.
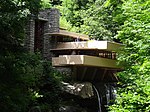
0, 0, 41, 50
59, 0, 123, 40
79, 0, 123, 40
0, 0, 62, 111
0, 0, 41, 111
110, 0, 150, 111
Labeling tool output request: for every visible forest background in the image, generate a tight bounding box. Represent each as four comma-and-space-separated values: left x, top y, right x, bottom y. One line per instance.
0, 0, 150, 112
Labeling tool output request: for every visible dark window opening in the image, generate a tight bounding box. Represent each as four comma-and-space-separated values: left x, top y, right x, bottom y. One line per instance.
34, 20, 45, 52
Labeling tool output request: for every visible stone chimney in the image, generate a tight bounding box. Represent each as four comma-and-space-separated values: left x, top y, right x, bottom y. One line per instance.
25, 8, 60, 60
25, 16, 35, 52
40, 8, 60, 60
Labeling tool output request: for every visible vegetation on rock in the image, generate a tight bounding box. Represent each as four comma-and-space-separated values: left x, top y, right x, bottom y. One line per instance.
51, 0, 150, 111
1, 0, 150, 111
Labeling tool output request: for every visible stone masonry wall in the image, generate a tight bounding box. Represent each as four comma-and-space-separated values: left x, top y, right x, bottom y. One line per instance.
39, 8, 60, 60
25, 17, 35, 52
25, 8, 60, 60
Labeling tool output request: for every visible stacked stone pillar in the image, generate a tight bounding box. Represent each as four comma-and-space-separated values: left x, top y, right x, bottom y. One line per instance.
25, 8, 60, 60
40, 8, 60, 60
25, 17, 35, 52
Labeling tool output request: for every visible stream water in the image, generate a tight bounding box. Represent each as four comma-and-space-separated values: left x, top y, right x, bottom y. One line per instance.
93, 85, 102, 112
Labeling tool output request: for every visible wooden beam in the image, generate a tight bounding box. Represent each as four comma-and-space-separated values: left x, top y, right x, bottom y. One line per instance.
110, 70, 119, 82
91, 68, 98, 81
101, 69, 107, 81
113, 73, 119, 82
72, 66, 77, 80
80, 67, 87, 81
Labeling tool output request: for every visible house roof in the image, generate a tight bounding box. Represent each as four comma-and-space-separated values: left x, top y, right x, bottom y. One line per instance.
49, 30, 89, 41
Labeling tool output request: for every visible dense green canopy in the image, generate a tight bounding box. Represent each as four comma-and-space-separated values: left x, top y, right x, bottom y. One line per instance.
110, 0, 150, 111
56, 0, 150, 111
0, 0, 150, 111
0, 0, 62, 112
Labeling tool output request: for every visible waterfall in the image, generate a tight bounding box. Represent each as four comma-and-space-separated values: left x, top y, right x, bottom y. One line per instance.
93, 85, 102, 112
105, 84, 110, 106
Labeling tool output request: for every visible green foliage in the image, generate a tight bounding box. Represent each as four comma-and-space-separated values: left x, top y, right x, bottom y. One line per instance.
50, 0, 62, 6
60, 0, 85, 28
110, 0, 150, 111
0, 0, 41, 49
58, 0, 123, 40
41, 0, 52, 9
81, 0, 123, 40
0, 0, 63, 111
0, 52, 63, 112
59, 16, 72, 30
36, 61, 62, 112
0, 52, 43, 112
40, 0, 62, 9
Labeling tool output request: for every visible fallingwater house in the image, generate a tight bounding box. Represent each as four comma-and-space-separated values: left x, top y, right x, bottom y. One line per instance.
25, 9, 122, 112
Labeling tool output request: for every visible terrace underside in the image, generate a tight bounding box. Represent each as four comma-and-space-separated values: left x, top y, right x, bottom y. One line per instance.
55, 66, 119, 82
52, 55, 121, 82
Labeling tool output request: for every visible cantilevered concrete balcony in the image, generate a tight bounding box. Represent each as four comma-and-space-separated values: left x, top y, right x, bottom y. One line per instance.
51, 41, 123, 60
51, 41, 122, 52
51, 41, 122, 82
52, 55, 121, 69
